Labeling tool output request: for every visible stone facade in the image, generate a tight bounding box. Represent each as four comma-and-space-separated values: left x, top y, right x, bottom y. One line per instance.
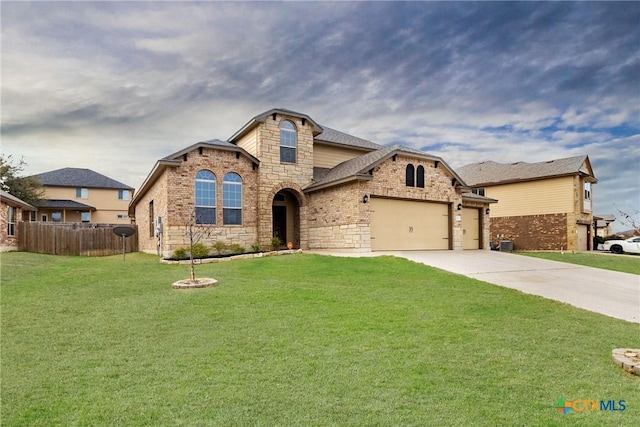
131, 108, 493, 256
135, 147, 259, 257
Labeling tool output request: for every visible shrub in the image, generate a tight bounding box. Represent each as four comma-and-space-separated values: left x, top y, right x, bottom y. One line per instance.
172, 247, 188, 260
230, 243, 245, 254
250, 242, 261, 253
271, 237, 282, 251
191, 242, 210, 259
213, 241, 227, 255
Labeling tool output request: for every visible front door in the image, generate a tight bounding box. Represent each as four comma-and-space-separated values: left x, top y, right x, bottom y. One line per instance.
272, 206, 287, 245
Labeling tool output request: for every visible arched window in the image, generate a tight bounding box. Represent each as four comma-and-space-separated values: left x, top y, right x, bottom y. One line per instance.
416, 165, 425, 188
279, 120, 297, 163
406, 164, 415, 187
223, 172, 242, 225
195, 170, 216, 224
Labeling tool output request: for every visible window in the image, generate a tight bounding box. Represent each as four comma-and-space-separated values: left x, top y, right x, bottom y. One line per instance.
280, 120, 297, 163
52, 211, 62, 222
7, 206, 16, 236
117, 214, 129, 219
472, 188, 486, 197
81, 212, 90, 223
416, 165, 425, 188
583, 182, 592, 212
30, 211, 36, 221
195, 170, 216, 224
406, 164, 415, 187
149, 201, 154, 237
76, 188, 88, 199
223, 172, 242, 225
118, 189, 131, 200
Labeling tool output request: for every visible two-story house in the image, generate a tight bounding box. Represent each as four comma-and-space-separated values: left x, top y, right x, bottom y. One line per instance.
129, 108, 495, 257
457, 155, 597, 251
34, 168, 134, 224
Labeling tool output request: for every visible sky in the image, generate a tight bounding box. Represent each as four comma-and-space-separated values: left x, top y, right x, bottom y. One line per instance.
2, 1, 639, 231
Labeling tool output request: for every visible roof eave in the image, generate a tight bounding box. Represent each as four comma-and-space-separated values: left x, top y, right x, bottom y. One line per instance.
129, 159, 180, 214
304, 174, 372, 193
313, 139, 378, 152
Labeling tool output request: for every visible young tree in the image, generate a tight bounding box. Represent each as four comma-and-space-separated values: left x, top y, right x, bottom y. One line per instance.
183, 208, 214, 282
0, 155, 44, 205
614, 204, 640, 235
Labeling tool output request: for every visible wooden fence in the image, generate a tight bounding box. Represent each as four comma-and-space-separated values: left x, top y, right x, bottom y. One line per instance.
17, 222, 138, 256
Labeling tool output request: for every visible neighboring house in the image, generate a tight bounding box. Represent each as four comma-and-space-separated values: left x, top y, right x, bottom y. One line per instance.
457, 155, 597, 251
33, 168, 134, 224
129, 108, 495, 257
594, 214, 615, 237
0, 190, 36, 252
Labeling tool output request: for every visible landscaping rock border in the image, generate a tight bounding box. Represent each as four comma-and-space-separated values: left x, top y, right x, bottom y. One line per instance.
172, 278, 218, 289
612, 348, 640, 375
161, 249, 302, 265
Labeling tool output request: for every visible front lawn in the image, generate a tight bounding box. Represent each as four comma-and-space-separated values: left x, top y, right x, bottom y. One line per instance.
2, 252, 638, 426
519, 251, 640, 275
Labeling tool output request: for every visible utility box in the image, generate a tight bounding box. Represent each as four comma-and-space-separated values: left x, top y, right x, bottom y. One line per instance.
500, 240, 514, 252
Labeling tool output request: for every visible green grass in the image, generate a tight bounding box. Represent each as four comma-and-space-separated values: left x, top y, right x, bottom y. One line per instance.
2, 252, 639, 426
519, 251, 640, 275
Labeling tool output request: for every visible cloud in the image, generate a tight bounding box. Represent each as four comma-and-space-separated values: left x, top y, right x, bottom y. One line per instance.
1, 1, 638, 231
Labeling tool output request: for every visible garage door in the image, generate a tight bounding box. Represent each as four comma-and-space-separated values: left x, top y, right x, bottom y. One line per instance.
462, 207, 480, 250
370, 198, 449, 251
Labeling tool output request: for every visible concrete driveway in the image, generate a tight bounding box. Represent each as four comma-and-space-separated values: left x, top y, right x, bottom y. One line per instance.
311, 250, 640, 323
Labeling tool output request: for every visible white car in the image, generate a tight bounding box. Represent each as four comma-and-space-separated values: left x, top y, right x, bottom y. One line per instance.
603, 237, 640, 254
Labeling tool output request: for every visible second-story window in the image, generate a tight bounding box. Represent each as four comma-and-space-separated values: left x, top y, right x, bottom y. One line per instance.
76, 188, 88, 199
118, 189, 131, 200
583, 181, 592, 212
416, 165, 425, 188
406, 164, 415, 187
280, 120, 297, 163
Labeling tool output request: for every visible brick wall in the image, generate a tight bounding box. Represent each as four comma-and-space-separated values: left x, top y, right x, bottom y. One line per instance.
134, 147, 260, 257
490, 213, 568, 250
307, 155, 467, 251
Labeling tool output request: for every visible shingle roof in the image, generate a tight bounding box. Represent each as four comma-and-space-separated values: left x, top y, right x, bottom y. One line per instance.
0, 190, 36, 210
456, 155, 595, 186
34, 199, 95, 211
314, 127, 383, 151
306, 144, 465, 192
36, 168, 133, 190
161, 139, 259, 164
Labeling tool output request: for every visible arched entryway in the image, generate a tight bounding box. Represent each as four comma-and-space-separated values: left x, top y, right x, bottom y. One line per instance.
272, 189, 301, 249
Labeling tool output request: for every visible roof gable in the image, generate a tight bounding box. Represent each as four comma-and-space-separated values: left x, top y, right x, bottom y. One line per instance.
456, 155, 597, 187
36, 168, 133, 190
305, 144, 465, 192
163, 139, 259, 165
229, 108, 323, 142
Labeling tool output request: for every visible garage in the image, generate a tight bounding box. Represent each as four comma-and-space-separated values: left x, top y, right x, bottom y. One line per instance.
370, 198, 450, 251
462, 207, 481, 250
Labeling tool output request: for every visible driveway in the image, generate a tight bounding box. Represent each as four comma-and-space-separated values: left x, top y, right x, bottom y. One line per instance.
311, 250, 640, 323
